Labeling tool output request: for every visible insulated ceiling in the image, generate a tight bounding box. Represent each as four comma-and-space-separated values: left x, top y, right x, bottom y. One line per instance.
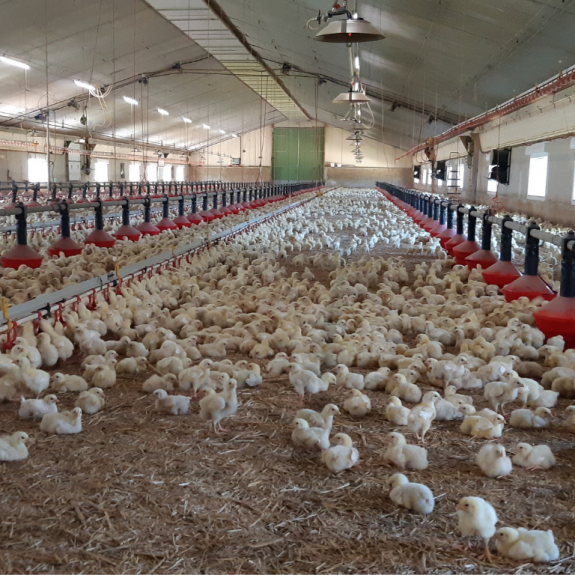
0, 0, 285, 153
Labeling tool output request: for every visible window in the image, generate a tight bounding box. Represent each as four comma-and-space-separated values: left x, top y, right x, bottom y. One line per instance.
487, 179, 498, 194
128, 162, 141, 182
160, 164, 172, 181
572, 162, 575, 204
94, 160, 109, 183
437, 178, 443, 187
527, 154, 548, 198
175, 165, 185, 181
146, 163, 158, 183
28, 157, 48, 182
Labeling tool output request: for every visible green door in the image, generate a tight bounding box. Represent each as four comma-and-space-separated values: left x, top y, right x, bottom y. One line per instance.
272, 127, 324, 182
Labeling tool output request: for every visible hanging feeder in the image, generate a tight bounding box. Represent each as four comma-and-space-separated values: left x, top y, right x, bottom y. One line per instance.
84, 200, 117, 247
115, 199, 142, 241
48, 201, 83, 257
444, 206, 467, 255
1, 202, 44, 268
482, 215, 522, 287
135, 196, 161, 236
156, 196, 178, 231
466, 212, 498, 269
453, 206, 480, 265
534, 231, 575, 348
174, 195, 193, 228
503, 222, 555, 302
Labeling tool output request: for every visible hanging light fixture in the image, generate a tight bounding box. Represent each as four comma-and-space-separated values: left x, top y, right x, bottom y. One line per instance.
333, 88, 370, 104
309, 1, 385, 44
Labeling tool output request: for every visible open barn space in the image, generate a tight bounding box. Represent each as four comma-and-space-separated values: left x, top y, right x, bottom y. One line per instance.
1, 189, 575, 574
4, 0, 575, 572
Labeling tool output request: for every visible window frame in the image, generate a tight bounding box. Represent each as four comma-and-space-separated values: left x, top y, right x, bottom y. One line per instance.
526, 153, 548, 201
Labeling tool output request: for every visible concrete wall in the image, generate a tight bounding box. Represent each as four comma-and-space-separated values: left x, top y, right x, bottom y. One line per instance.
189, 166, 271, 183
327, 167, 412, 188
411, 137, 575, 226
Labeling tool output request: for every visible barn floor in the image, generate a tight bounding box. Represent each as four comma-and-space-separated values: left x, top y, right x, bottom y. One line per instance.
1, 207, 575, 574
1, 358, 575, 574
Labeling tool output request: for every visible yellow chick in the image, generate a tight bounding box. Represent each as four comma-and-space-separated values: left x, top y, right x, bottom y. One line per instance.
407, 390, 441, 442
388, 473, 434, 515
343, 389, 371, 417
494, 527, 559, 563
0, 431, 30, 461
75, 388, 105, 414
40, 407, 83, 435
385, 397, 410, 426
476, 444, 512, 478
509, 407, 551, 429
565, 405, 575, 431
456, 496, 498, 562
384, 432, 428, 470
322, 433, 359, 473
291, 418, 330, 451
296, 404, 339, 428
512, 443, 556, 470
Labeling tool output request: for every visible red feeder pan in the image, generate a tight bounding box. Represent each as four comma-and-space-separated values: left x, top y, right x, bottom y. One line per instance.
198, 210, 215, 222
135, 222, 161, 236
188, 213, 204, 225
534, 296, 575, 349
429, 222, 447, 237
465, 249, 498, 270
482, 260, 522, 288
444, 233, 466, 256
174, 215, 192, 229
1, 244, 43, 269
156, 218, 178, 232
115, 225, 142, 242
208, 208, 224, 219
502, 275, 556, 302
423, 219, 439, 232
84, 229, 116, 248
453, 240, 480, 266
438, 227, 457, 247
48, 237, 83, 258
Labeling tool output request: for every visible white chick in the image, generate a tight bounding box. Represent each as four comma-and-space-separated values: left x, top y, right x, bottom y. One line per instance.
434, 397, 464, 421
266, 353, 291, 377
90, 365, 117, 389
528, 390, 559, 408
199, 380, 237, 433
343, 389, 371, 417
364, 368, 390, 390
445, 385, 473, 406
476, 444, 512, 478
296, 404, 340, 428
51, 373, 89, 393
322, 433, 359, 473
512, 443, 556, 470
384, 432, 428, 470
484, 379, 525, 415
19, 394, 58, 419
388, 473, 434, 515
116, 357, 148, 374
142, 374, 177, 394
153, 389, 190, 415
456, 496, 498, 562
334, 364, 365, 390
494, 527, 559, 563
0, 431, 29, 461
36, 333, 59, 367
460, 409, 505, 438
390, 373, 422, 404
385, 397, 410, 426
75, 388, 105, 414
565, 405, 575, 431
407, 390, 441, 442
13, 357, 50, 396
40, 407, 83, 435
509, 407, 551, 429
291, 418, 330, 451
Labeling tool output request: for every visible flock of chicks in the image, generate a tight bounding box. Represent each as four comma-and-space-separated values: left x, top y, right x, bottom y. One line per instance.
0, 187, 573, 567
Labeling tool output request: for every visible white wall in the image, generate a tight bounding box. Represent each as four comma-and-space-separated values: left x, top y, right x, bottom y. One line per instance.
324, 126, 412, 168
